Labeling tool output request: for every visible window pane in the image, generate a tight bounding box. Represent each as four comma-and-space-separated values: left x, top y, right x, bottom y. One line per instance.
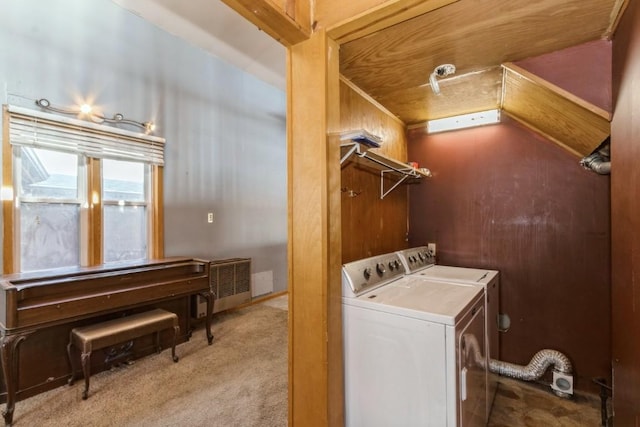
20, 148, 78, 199
103, 159, 145, 202
103, 205, 147, 263
20, 202, 80, 271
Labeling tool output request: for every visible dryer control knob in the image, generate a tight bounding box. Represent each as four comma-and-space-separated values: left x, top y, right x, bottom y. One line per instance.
376, 263, 386, 275
363, 267, 372, 280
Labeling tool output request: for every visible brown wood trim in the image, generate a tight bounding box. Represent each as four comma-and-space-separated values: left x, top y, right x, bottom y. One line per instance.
231, 290, 288, 310
220, 0, 310, 46
288, 30, 343, 426
606, 0, 630, 38
2, 106, 15, 274
286, 44, 294, 427
87, 158, 102, 266
327, 0, 458, 44
151, 166, 164, 259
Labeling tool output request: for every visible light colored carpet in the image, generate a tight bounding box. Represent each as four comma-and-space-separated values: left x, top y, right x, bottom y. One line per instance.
11, 299, 288, 427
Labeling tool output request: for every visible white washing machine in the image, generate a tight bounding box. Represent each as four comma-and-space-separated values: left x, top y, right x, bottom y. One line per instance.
396, 246, 500, 419
342, 252, 487, 427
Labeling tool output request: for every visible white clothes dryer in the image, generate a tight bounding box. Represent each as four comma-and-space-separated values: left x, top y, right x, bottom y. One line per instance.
396, 246, 500, 420
342, 252, 487, 427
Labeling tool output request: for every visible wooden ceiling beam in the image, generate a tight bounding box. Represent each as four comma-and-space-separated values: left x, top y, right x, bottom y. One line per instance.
221, 0, 311, 46
327, 0, 458, 44
501, 63, 611, 157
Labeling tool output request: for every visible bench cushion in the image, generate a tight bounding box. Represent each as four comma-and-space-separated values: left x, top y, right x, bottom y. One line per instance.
70, 309, 178, 353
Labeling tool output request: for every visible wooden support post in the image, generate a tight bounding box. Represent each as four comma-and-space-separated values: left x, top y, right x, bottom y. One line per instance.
287, 30, 344, 426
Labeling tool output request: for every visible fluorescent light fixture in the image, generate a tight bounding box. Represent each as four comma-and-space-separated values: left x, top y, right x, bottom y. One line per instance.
426, 109, 500, 134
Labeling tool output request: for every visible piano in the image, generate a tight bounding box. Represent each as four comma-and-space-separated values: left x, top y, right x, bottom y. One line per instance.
0, 257, 213, 426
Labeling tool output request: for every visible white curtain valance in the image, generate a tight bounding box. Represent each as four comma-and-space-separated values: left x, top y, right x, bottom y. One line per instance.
6, 105, 165, 165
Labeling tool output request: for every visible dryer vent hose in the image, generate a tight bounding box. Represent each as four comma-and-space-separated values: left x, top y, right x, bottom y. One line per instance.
464, 334, 573, 398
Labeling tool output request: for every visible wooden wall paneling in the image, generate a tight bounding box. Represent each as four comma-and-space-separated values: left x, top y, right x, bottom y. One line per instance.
287, 30, 343, 426
220, 0, 310, 46
611, 0, 640, 422
339, 78, 410, 263
502, 63, 611, 157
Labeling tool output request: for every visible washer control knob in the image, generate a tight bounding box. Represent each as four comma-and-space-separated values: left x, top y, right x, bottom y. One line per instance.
388, 261, 395, 270
395, 260, 401, 269
418, 253, 425, 261
363, 267, 372, 280
376, 263, 386, 275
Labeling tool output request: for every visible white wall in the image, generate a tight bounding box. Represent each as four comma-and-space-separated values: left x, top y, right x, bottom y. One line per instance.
0, 0, 288, 292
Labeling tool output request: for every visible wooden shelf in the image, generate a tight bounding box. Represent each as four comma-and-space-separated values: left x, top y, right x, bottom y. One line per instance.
340, 142, 431, 199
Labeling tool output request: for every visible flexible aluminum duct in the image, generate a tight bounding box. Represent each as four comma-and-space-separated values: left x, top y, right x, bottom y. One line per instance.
463, 334, 573, 398
580, 152, 611, 175
580, 144, 611, 175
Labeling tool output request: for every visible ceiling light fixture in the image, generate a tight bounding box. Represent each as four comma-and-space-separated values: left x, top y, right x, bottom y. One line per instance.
426, 109, 501, 134
429, 64, 456, 95
35, 98, 156, 134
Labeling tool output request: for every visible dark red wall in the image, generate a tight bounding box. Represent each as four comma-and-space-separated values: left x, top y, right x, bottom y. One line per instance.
515, 39, 612, 113
611, 1, 640, 422
407, 116, 611, 391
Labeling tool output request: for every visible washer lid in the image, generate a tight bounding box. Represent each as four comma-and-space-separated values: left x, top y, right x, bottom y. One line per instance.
345, 276, 483, 325
416, 265, 498, 284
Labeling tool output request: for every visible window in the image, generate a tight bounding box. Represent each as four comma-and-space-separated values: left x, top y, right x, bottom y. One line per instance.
3, 105, 165, 273
17, 148, 82, 271
102, 159, 148, 263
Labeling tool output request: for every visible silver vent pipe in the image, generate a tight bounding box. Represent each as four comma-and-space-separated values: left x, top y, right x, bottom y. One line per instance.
464, 334, 574, 398
580, 152, 611, 175
580, 142, 610, 175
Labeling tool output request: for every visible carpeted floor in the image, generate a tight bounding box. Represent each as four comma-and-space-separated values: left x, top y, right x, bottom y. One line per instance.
11, 301, 288, 427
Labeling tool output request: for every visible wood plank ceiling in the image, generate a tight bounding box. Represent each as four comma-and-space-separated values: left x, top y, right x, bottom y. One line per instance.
339, 0, 622, 129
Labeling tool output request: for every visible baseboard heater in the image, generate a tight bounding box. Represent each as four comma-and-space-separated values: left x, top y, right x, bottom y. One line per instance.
192, 258, 251, 317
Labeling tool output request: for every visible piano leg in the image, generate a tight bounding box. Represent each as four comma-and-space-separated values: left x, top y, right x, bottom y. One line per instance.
199, 290, 215, 345
1, 333, 29, 427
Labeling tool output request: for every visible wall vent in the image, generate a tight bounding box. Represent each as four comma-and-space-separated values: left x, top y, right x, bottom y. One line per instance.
192, 258, 251, 317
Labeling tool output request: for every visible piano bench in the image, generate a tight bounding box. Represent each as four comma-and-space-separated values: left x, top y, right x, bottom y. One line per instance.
66, 308, 180, 400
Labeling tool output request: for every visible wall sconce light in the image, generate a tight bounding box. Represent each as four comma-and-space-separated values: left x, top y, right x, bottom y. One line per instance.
429, 64, 456, 95
35, 98, 155, 134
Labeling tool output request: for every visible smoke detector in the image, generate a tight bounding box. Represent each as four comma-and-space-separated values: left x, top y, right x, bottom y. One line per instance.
429, 64, 456, 95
